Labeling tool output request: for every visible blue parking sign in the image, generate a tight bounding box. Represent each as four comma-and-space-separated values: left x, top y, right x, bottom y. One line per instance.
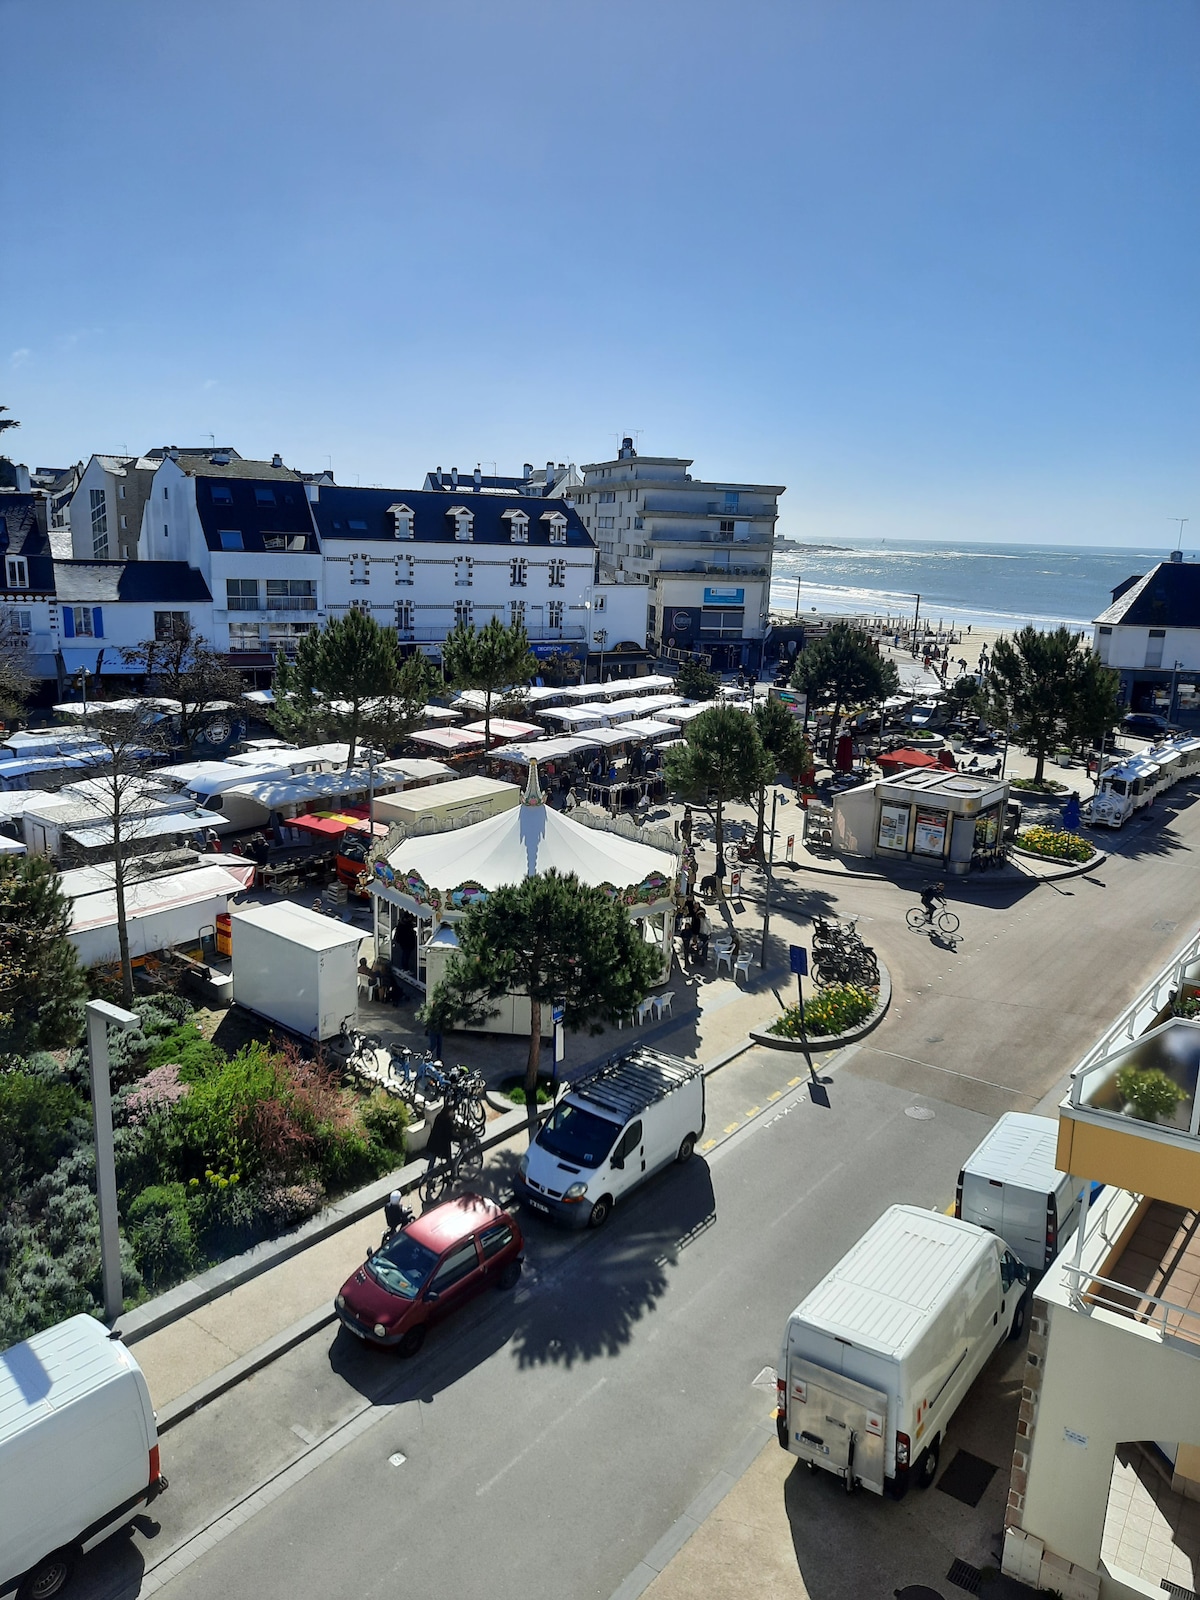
789, 945, 808, 976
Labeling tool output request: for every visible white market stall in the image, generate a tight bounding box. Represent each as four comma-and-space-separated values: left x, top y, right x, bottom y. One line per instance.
230, 901, 362, 1041
66, 859, 255, 969
369, 762, 680, 1032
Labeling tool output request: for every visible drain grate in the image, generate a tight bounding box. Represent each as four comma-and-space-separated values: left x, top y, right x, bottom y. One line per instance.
947, 1558, 983, 1594
1162, 1582, 1199, 1600
905, 1106, 936, 1120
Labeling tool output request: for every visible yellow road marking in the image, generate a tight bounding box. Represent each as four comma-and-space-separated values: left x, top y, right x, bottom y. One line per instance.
746, 1105, 761, 1117
724, 1121, 741, 1134
701, 1139, 717, 1152
943, 1203, 956, 1216
767, 1091, 782, 1102
788, 1076, 803, 1087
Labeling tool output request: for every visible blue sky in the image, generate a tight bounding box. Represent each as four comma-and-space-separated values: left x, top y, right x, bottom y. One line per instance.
3, 0, 1197, 548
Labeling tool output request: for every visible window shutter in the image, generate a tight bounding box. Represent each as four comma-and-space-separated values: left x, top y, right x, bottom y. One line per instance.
93, 607, 104, 638
63, 607, 75, 638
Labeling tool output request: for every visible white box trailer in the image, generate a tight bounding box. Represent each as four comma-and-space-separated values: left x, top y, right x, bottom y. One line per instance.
0, 1314, 166, 1600
231, 901, 362, 1041
777, 1205, 1027, 1498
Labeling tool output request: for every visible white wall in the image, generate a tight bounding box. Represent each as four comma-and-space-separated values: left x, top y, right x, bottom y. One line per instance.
1094, 623, 1200, 673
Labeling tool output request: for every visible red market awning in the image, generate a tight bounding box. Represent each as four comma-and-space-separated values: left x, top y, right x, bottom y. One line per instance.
878, 747, 942, 776
291, 812, 355, 840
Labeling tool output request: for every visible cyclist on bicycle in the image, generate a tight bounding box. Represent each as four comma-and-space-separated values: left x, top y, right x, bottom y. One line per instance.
920, 881, 945, 921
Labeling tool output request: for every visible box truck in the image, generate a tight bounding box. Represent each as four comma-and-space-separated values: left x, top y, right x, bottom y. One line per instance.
230, 901, 362, 1040
777, 1206, 1027, 1497
515, 1047, 705, 1229
0, 1315, 166, 1599
955, 1111, 1081, 1273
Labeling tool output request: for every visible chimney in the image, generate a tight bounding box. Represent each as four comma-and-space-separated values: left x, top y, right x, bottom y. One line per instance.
620, 436, 635, 460
1171, 549, 1184, 564
14, 463, 31, 493
523, 463, 533, 480
545, 461, 555, 495
272, 453, 283, 468
451, 467, 458, 489
474, 464, 482, 491
168, 446, 180, 461
435, 466, 443, 488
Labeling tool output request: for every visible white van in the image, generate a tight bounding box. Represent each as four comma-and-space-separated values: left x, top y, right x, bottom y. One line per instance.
777, 1206, 1027, 1498
0, 1315, 167, 1599
515, 1048, 705, 1230
955, 1111, 1081, 1273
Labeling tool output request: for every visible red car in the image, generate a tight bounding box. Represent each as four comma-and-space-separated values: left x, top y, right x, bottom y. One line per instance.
335, 1195, 524, 1355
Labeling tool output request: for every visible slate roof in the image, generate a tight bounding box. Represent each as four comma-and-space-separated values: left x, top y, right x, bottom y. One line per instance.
183, 456, 302, 481
194, 476, 319, 554
1095, 560, 1200, 629
310, 485, 593, 548
0, 492, 55, 594
54, 561, 213, 604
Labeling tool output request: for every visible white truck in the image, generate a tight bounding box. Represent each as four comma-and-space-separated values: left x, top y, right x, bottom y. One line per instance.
776, 1205, 1027, 1497
0, 1315, 167, 1599
515, 1047, 705, 1230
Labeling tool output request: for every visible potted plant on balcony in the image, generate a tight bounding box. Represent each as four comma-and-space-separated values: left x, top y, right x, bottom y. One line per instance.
1115, 1064, 1188, 1123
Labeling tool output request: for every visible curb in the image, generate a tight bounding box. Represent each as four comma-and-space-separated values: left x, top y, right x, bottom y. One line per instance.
157, 1306, 338, 1433
748, 958, 892, 1053
1010, 844, 1108, 881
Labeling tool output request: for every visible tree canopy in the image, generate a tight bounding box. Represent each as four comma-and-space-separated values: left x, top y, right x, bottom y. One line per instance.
270, 610, 434, 767
987, 626, 1117, 783
673, 660, 720, 701
790, 623, 899, 762
424, 870, 660, 1137
664, 704, 774, 874
0, 854, 86, 1058
442, 617, 536, 748
122, 620, 248, 754
752, 698, 812, 853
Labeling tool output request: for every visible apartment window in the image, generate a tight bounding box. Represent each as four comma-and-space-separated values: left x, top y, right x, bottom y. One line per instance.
69, 605, 96, 637
163, 486, 169, 500
4, 607, 32, 634
5, 556, 29, 588
1146, 629, 1166, 669
266, 621, 315, 654
163, 524, 170, 541
350, 599, 372, 614
449, 506, 474, 541
701, 607, 744, 635
454, 600, 473, 628
548, 525, 567, 546
548, 559, 566, 588
266, 579, 317, 611
348, 520, 368, 532
389, 504, 414, 539
548, 601, 563, 630
396, 554, 414, 585
120, 516, 128, 531
89, 488, 109, 559
633, 517, 644, 530
219, 530, 244, 551
509, 558, 528, 587
454, 556, 473, 587
599, 490, 616, 504
599, 542, 614, 556
1096, 625, 1112, 665
719, 520, 735, 537
510, 601, 526, 626
598, 516, 615, 530
211, 485, 233, 504
396, 600, 414, 633
118, 484, 126, 500
592, 594, 606, 612
254, 487, 277, 506
229, 622, 264, 653
724, 491, 739, 512
264, 534, 310, 551
226, 578, 260, 611
154, 611, 189, 641
350, 555, 369, 585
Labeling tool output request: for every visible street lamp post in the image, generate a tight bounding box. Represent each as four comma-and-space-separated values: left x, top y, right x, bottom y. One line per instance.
593, 628, 608, 685
77, 666, 92, 719
86, 998, 140, 1322
1170, 660, 1184, 726
760, 789, 779, 969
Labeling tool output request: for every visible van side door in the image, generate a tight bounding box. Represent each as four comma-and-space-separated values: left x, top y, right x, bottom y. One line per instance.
609, 1119, 645, 1199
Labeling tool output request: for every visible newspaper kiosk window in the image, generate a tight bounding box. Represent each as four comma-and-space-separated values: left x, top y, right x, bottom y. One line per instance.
877, 803, 909, 852
913, 808, 948, 856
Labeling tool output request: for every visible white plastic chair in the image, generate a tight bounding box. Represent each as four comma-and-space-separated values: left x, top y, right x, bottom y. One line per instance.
714, 943, 734, 978
636, 996, 657, 1026
734, 950, 754, 985
654, 991, 675, 1021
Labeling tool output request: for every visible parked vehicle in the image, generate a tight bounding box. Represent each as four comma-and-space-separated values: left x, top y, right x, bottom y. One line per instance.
955, 1112, 1080, 1273
516, 1047, 705, 1229
0, 1314, 167, 1600
906, 700, 950, 730
776, 1205, 1027, 1497
1122, 712, 1170, 739
335, 1195, 523, 1354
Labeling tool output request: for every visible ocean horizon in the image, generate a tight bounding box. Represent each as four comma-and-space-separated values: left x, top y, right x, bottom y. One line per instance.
768, 536, 1196, 635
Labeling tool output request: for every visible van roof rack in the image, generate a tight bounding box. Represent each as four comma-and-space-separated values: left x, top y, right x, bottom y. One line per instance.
569, 1046, 702, 1122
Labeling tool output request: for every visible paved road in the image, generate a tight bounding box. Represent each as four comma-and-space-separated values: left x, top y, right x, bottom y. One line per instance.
70, 786, 1200, 1600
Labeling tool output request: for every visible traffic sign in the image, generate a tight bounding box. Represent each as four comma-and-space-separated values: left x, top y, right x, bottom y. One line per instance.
789, 945, 808, 976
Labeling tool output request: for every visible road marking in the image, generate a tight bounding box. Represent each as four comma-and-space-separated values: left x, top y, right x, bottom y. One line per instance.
388, 1452, 407, 1468
787, 1076, 803, 1087
745, 1105, 761, 1117
477, 1374, 607, 1496
701, 1138, 717, 1151
767, 1090, 781, 1102
860, 1044, 1036, 1098
724, 1121, 741, 1134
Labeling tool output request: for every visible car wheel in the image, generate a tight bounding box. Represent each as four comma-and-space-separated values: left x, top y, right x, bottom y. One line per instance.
1009, 1295, 1028, 1341
497, 1259, 522, 1291
588, 1196, 611, 1229
676, 1134, 696, 1164
19, 1548, 76, 1600
396, 1324, 426, 1359
916, 1438, 940, 1490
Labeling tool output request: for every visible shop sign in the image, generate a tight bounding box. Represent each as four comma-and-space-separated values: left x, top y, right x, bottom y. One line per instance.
913, 808, 948, 856
877, 803, 910, 851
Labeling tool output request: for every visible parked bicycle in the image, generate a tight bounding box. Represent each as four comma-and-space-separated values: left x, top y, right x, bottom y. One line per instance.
417, 1107, 484, 1207
811, 914, 879, 988
336, 1015, 382, 1077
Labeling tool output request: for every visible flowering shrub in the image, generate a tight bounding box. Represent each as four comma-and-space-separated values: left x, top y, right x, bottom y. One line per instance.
769, 983, 877, 1039
124, 1063, 190, 1123
1017, 825, 1092, 863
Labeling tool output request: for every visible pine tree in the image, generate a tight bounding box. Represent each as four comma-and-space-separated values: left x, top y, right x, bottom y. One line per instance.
791, 623, 899, 763
988, 626, 1092, 784
424, 871, 660, 1140
752, 698, 812, 855
664, 705, 774, 883
0, 854, 86, 1058
442, 617, 535, 749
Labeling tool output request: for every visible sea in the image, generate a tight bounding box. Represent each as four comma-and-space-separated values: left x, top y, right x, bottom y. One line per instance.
768, 538, 1190, 636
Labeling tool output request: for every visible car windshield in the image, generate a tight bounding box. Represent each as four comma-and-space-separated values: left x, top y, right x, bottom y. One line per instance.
537, 1102, 621, 1168
366, 1234, 439, 1299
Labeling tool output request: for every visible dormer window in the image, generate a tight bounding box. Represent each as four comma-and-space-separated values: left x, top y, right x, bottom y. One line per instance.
255, 487, 277, 507
447, 505, 474, 541
389, 503, 414, 540
211, 484, 233, 505
543, 511, 568, 545
5, 556, 29, 589
504, 509, 530, 543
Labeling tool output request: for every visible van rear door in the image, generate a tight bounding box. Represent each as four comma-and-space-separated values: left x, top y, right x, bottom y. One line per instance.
1001, 1184, 1051, 1271
961, 1172, 1003, 1237
785, 1358, 887, 1495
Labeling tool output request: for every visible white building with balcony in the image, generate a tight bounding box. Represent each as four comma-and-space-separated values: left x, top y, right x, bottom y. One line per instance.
1093, 551, 1200, 726
574, 437, 783, 671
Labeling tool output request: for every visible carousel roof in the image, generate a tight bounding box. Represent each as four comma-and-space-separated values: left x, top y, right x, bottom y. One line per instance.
375, 761, 676, 906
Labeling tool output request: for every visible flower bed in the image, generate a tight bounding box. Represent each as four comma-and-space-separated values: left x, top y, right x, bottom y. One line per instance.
1010, 776, 1069, 794
1016, 824, 1093, 863
768, 983, 878, 1040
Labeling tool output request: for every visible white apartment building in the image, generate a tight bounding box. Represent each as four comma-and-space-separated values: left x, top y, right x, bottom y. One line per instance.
1094, 551, 1200, 726
574, 437, 784, 671
65, 452, 162, 562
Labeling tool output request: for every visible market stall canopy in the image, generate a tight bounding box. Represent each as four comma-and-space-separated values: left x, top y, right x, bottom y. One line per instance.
223, 767, 380, 809
539, 706, 606, 729
377, 757, 456, 784
291, 812, 390, 841
460, 718, 543, 742
409, 727, 488, 753
372, 762, 677, 915
618, 718, 677, 741
65, 806, 225, 852
420, 705, 463, 724
877, 747, 943, 776
490, 736, 599, 765
661, 702, 750, 726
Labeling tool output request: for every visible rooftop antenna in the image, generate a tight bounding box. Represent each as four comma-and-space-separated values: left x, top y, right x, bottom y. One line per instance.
207, 433, 215, 449
1172, 516, 1189, 551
